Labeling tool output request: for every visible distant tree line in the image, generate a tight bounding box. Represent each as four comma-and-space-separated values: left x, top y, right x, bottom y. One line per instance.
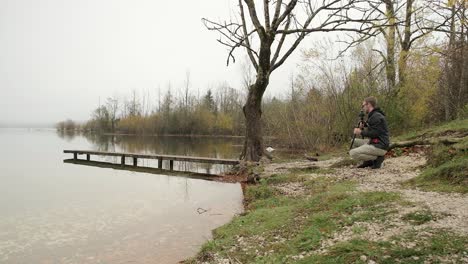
64, 84, 246, 136
56, 119, 79, 131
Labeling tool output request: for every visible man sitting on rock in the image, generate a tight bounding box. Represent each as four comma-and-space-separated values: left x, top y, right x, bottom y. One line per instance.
350, 96, 390, 169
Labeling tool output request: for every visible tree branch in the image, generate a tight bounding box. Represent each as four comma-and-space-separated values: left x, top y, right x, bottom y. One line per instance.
243, 0, 266, 38
239, 0, 259, 70
264, 0, 271, 31
271, 14, 291, 66
272, 0, 298, 30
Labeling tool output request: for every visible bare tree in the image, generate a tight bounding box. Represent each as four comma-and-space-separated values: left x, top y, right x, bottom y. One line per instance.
370, 0, 460, 93
125, 89, 141, 117
105, 96, 119, 131
184, 70, 191, 111
203, 0, 385, 161
423, 0, 467, 119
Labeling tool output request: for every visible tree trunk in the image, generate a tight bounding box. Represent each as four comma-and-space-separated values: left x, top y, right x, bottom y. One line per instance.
240, 71, 271, 161
240, 86, 265, 161
457, 13, 467, 118
445, 3, 457, 121
398, 51, 409, 89
240, 39, 272, 161
397, 0, 413, 90
384, 0, 396, 90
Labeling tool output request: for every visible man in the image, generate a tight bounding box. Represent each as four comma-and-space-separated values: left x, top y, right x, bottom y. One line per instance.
349, 96, 390, 169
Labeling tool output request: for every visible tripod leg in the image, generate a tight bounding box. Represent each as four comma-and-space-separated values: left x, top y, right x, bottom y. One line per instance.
349, 135, 356, 150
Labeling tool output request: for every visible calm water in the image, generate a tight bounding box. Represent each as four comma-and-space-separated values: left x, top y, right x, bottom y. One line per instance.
0, 128, 244, 263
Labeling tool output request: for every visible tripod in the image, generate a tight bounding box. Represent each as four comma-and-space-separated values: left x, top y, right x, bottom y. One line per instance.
349, 110, 366, 150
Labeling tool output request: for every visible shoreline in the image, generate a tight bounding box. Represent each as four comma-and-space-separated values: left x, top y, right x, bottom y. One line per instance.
56, 129, 278, 140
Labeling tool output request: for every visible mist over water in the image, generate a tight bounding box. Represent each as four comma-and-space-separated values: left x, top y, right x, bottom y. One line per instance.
0, 128, 243, 263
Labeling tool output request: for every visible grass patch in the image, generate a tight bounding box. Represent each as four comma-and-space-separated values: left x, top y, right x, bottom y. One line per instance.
288, 166, 319, 173
402, 210, 436, 225
405, 141, 468, 193
264, 173, 308, 184
422, 156, 467, 184
402, 122, 468, 193
394, 119, 468, 141
189, 176, 402, 263
245, 180, 276, 200
299, 229, 468, 264
315, 151, 346, 161
453, 139, 468, 151
330, 158, 359, 168
314, 168, 336, 174
244, 179, 303, 210
289, 166, 336, 175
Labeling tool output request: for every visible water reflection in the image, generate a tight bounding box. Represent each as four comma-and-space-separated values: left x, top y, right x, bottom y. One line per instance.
59, 131, 244, 175
57, 131, 243, 158
1, 129, 244, 263
56, 129, 81, 142
63, 158, 222, 181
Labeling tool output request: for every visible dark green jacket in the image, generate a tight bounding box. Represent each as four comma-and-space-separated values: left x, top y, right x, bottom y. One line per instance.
361, 108, 390, 150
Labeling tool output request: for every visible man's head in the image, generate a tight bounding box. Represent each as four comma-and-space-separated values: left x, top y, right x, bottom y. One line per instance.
362, 96, 377, 114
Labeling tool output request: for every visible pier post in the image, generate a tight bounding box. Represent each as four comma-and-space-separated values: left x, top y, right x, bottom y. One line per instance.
74, 153, 78, 160
158, 158, 163, 169
121, 155, 125, 166
86, 154, 90, 161
133, 157, 137, 166
169, 160, 174, 171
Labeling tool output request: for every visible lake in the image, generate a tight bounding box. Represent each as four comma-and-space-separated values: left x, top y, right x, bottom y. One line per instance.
0, 128, 244, 263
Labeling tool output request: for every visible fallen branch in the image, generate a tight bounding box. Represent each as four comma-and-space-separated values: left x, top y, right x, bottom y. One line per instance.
389, 137, 466, 150
197, 207, 209, 214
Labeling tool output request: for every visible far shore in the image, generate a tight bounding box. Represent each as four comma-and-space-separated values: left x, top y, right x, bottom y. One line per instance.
57, 129, 278, 140
102, 132, 246, 138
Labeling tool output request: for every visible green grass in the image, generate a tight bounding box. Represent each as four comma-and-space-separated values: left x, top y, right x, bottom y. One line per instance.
394, 119, 468, 141
453, 138, 468, 151
402, 210, 436, 225
188, 176, 402, 263
397, 119, 468, 194
330, 157, 359, 168
404, 157, 468, 193
288, 166, 336, 174
314, 151, 346, 161
404, 140, 468, 193
299, 229, 468, 264
262, 172, 309, 185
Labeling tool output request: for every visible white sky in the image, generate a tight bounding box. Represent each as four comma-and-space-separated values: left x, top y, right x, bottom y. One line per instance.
0, 0, 324, 126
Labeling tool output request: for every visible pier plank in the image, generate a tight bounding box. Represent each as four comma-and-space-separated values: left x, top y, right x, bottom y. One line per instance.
64, 150, 239, 165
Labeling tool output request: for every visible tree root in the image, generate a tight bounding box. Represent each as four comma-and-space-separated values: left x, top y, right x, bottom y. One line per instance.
389, 136, 466, 150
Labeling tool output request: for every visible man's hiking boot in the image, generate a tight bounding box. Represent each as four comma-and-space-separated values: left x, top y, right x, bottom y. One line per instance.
357, 160, 374, 168
372, 156, 385, 169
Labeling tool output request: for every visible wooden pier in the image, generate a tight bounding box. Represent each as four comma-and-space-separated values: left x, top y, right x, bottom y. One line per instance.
63, 150, 239, 171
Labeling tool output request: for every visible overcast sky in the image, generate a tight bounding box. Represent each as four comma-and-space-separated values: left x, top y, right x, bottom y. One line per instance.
0, 0, 314, 126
